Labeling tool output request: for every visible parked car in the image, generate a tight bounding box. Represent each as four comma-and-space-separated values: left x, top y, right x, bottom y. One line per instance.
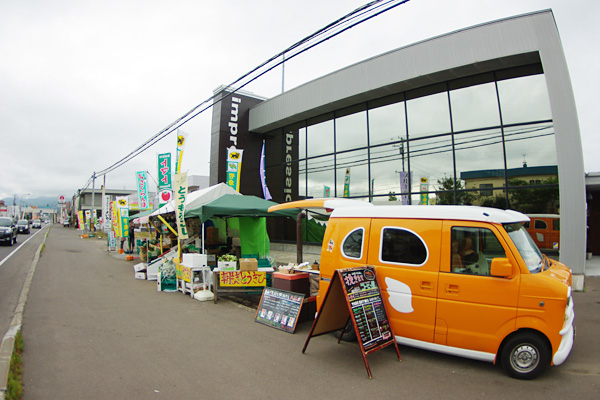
16, 219, 30, 234
0, 217, 17, 246
63, 219, 70, 227
32, 219, 42, 229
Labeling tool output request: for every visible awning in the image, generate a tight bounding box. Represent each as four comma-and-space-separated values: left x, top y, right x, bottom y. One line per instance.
185, 194, 300, 223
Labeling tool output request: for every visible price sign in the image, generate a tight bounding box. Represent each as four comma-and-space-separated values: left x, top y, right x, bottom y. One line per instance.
255, 288, 305, 333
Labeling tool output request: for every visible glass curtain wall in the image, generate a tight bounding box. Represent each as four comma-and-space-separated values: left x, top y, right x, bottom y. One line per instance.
291, 70, 558, 215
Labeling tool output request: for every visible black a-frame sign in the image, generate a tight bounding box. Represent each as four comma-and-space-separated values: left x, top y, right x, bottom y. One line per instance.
302, 266, 401, 379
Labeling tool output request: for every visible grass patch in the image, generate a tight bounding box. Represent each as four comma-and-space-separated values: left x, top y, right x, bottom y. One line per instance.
6, 331, 24, 400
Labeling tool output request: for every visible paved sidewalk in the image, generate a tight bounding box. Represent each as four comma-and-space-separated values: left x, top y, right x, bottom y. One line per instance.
17, 226, 600, 399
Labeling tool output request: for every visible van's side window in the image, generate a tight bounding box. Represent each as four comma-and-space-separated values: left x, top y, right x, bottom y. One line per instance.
451, 227, 506, 276
380, 227, 427, 265
342, 228, 364, 259
534, 220, 547, 230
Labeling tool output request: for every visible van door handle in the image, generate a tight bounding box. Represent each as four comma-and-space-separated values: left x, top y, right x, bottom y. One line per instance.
421, 281, 433, 291
446, 284, 459, 294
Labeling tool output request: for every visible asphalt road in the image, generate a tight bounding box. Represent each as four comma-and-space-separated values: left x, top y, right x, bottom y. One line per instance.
7, 226, 599, 399
0, 226, 47, 340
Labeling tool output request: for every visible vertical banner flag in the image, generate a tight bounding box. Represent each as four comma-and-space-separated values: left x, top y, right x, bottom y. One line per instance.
399, 171, 409, 205
77, 211, 85, 230
116, 196, 129, 237
175, 131, 188, 174
102, 195, 111, 232
136, 171, 150, 210
370, 179, 374, 202
259, 141, 272, 200
84, 210, 91, 230
157, 152, 172, 190
323, 186, 331, 198
420, 177, 429, 205
111, 201, 119, 237
226, 147, 243, 192
174, 172, 189, 239
343, 168, 350, 198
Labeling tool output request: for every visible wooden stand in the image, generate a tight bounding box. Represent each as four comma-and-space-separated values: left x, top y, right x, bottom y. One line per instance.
302, 266, 401, 379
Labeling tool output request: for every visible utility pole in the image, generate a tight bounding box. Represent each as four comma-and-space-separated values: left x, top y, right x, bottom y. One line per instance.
91, 172, 96, 232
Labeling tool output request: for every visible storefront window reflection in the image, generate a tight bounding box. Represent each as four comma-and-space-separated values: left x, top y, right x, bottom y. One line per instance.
497, 74, 552, 125
307, 119, 334, 158
368, 102, 406, 147
293, 71, 558, 213
306, 155, 334, 198
407, 92, 451, 138
335, 149, 369, 197
450, 82, 500, 132
336, 110, 368, 152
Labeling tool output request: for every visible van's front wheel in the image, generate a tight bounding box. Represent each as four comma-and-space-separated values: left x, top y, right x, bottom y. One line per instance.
501, 332, 550, 380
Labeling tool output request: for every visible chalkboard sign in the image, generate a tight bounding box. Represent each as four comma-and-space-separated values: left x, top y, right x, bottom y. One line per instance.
302, 266, 400, 379
255, 288, 305, 333
339, 267, 394, 351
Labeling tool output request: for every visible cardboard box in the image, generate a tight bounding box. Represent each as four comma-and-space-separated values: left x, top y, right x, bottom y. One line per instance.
239, 258, 258, 271
135, 272, 147, 280
207, 254, 217, 266
218, 261, 237, 271
133, 263, 147, 272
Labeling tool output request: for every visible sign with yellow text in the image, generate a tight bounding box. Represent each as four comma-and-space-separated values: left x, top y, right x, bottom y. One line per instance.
219, 271, 267, 287
174, 172, 188, 239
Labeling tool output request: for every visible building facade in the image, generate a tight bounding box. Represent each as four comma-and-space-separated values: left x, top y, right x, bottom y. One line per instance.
210, 10, 586, 275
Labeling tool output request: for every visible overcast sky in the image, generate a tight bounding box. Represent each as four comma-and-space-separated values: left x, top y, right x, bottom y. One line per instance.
1, 0, 598, 202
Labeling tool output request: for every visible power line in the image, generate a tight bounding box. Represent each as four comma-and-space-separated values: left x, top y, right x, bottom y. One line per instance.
82, 0, 412, 186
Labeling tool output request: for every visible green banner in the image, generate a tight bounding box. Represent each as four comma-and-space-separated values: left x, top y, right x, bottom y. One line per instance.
157, 153, 172, 190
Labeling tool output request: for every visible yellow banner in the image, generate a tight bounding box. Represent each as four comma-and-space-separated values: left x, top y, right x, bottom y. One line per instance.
219, 271, 267, 287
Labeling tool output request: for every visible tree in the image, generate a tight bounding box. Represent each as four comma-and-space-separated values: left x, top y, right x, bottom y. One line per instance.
436, 176, 475, 205
480, 195, 508, 209
508, 177, 559, 214
388, 192, 398, 201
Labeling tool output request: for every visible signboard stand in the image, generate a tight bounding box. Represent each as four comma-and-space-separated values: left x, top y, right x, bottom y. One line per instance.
302, 266, 401, 379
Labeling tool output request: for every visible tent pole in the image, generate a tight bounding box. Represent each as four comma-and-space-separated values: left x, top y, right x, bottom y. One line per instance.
296, 212, 305, 264
202, 223, 205, 254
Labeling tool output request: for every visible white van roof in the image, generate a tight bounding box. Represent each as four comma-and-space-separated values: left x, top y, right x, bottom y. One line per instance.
332, 204, 528, 224
268, 198, 528, 224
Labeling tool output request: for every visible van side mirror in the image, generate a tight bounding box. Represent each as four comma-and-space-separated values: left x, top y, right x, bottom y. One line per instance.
490, 258, 514, 278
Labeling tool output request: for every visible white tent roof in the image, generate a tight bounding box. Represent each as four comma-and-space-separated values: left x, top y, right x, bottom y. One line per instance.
148, 183, 241, 217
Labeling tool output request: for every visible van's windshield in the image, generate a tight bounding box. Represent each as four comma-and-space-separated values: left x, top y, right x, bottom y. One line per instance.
504, 223, 547, 273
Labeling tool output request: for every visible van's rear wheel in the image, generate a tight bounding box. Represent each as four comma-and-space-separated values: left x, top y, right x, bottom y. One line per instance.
501, 332, 550, 380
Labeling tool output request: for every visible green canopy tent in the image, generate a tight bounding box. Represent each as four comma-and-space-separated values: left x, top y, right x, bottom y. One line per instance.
185, 194, 301, 258
185, 194, 299, 222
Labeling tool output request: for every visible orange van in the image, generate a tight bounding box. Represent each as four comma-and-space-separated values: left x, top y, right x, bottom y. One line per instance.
524, 214, 560, 251
269, 199, 574, 379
